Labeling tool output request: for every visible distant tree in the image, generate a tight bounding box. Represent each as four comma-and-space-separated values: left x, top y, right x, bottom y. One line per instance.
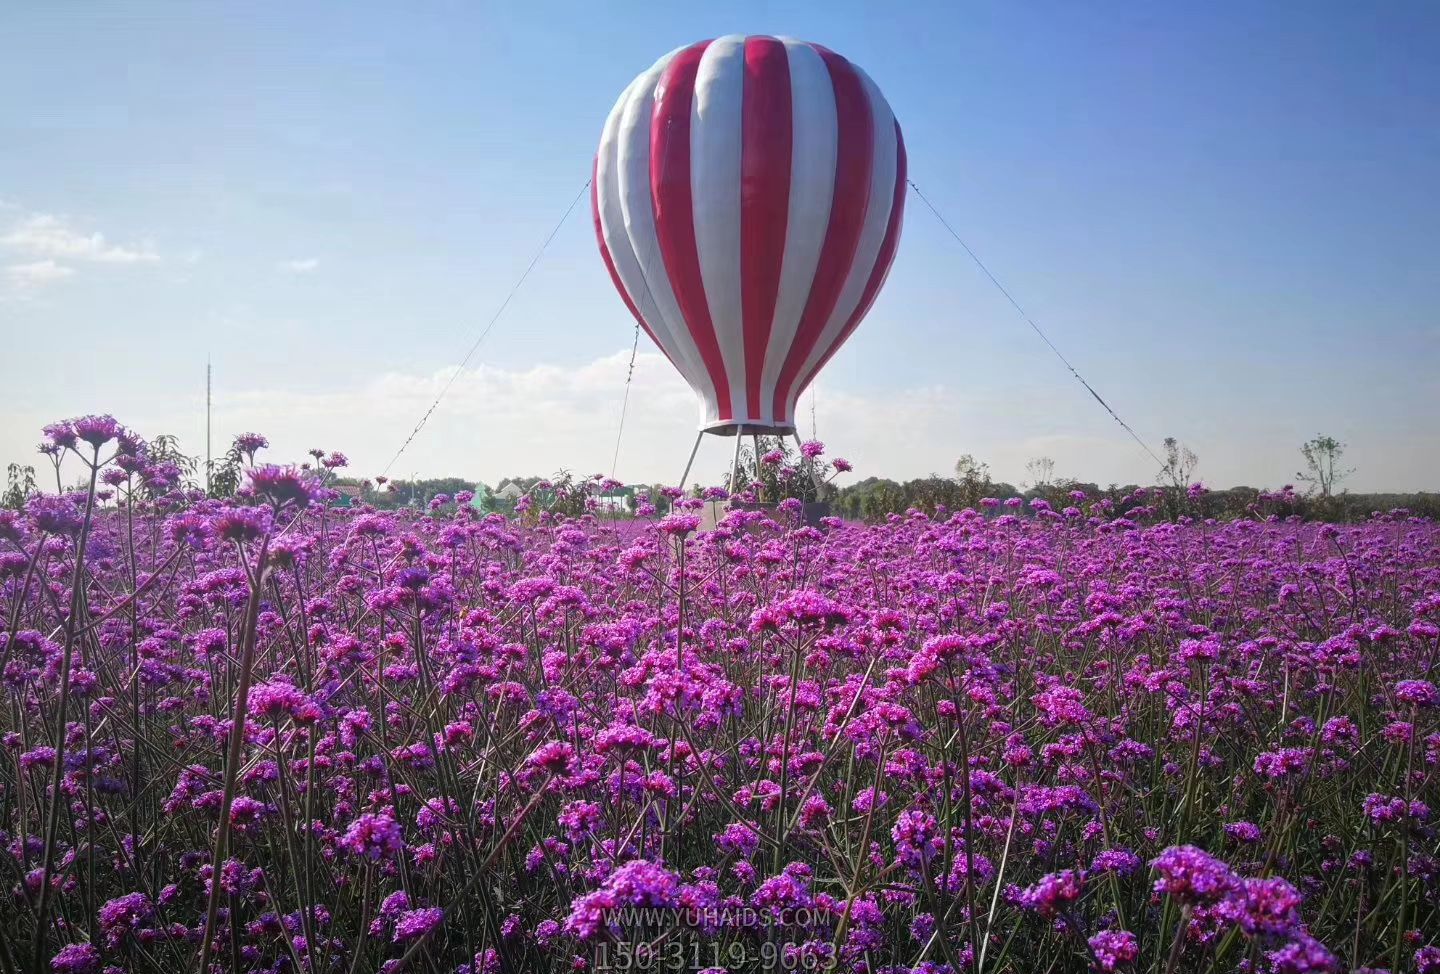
640, 484, 673, 516
1025, 456, 1056, 490
954, 454, 989, 482
908, 476, 972, 515
1297, 435, 1353, 499
1156, 437, 1200, 519
951, 454, 995, 509
833, 477, 900, 521
1159, 437, 1199, 491
3, 463, 37, 510
860, 480, 907, 521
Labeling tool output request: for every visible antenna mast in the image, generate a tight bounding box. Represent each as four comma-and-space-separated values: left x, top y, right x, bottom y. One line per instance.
205, 358, 212, 493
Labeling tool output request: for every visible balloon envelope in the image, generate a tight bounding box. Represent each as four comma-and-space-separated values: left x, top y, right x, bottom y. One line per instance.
593, 35, 906, 434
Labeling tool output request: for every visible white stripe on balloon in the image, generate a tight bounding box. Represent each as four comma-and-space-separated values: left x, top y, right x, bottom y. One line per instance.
602, 48, 719, 425
759, 38, 837, 428
690, 35, 747, 424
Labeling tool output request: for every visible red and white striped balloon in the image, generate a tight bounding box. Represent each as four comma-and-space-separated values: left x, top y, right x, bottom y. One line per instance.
593, 35, 906, 433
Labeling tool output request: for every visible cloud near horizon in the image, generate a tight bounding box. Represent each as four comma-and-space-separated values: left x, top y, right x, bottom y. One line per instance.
2, 213, 160, 264
5, 348, 1187, 492
6, 349, 1432, 494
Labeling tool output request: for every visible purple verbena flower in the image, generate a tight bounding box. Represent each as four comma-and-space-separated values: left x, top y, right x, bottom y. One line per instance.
1018, 870, 1083, 918
50, 944, 101, 974
1088, 930, 1138, 971
341, 811, 404, 861
393, 907, 445, 943
1150, 846, 1239, 905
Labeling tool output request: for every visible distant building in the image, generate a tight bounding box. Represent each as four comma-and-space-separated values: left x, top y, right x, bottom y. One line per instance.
594, 485, 635, 513
495, 482, 525, 502
330, 484, 364, 508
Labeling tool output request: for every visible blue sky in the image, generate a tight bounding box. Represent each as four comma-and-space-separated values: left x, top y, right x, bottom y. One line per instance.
3, 1, 1436, 491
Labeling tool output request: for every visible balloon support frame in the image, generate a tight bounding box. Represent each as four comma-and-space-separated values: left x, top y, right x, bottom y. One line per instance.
676, 425, 820, 498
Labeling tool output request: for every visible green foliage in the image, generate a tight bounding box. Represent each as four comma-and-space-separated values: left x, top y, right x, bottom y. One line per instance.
145, 433, 201, 495
1025, 455, 1056, 489
833, 470, 1023, 521
208, 441, 244, 499
954, 453, 999, 507
953, 453, 988, 481
148, 434, 197, 477
535, 471, 591, 519
1157, 436, 1200, 520
2, 463, 37, 510
635, 485, 673, 516
1297, 434, 1354, 500
833, 477, 905, 521
714, 436, 839, 504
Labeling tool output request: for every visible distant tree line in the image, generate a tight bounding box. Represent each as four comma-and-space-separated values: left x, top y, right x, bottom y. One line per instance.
827, 435, 1438, 523
827, 475, 1438, 523
3, 430, 1431, 524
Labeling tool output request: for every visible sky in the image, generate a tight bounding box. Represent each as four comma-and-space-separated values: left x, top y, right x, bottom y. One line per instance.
2, 1, 1437, 493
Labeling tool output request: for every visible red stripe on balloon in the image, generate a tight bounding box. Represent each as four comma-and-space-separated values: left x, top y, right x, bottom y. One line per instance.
798, 121, 906, 391
650, 40, 734, 422
771, 45, 874, 425
739, 36, 792, 422
591, 158, 672, 367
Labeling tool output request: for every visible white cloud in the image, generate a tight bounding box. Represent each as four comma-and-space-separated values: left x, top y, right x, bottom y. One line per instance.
3, 347, 1435, 492
100, 350, 1157, 489
279, 257, 319, 273
1, 213, 160, 263
4, 259, 75, 288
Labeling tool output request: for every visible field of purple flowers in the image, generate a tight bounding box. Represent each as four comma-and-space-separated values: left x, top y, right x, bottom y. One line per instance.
2, 416, 1438, 974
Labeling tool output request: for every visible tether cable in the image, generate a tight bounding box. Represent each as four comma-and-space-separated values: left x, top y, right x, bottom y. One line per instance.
610, 320, 641, 479
907, 178, 1167, 473
381, 178, 592, 477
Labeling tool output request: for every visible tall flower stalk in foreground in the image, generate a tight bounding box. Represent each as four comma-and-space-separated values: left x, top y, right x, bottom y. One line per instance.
195, 466, 315, 974
30, 417, 135, 969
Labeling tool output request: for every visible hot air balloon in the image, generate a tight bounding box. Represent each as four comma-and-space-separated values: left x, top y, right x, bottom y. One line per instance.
593, 35, 906, 480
